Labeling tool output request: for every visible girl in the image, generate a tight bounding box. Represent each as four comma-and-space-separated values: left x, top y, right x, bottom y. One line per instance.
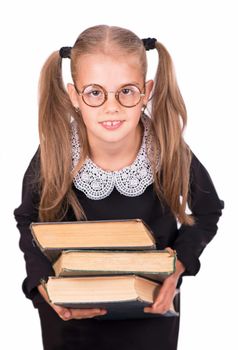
14, 25, 224, 350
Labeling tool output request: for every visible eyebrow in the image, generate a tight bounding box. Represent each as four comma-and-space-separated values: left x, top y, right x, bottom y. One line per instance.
120, 81, 142, 87
81, 81, 143, 90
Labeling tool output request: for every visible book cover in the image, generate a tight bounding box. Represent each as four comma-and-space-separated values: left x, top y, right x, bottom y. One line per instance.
30, 219, 156, 262
53, 249, 176, 282
43, 275, 179, 320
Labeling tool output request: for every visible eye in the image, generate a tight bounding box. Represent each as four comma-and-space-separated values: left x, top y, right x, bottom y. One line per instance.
121, 87, 133, 95
83, 85, 104, 98
85, 89, 102, 98
120, 85, 140, 96
90, 90, 101, 96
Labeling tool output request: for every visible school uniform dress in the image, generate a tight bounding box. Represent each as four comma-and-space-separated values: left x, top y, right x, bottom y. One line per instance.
14, 115, 224, 350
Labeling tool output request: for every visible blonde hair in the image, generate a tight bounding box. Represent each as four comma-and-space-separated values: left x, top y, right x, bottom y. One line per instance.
38, 24, 194, 225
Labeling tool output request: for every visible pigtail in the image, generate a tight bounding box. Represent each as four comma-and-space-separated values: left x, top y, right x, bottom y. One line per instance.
151, 42, 194, 225
38, 51, 85, 221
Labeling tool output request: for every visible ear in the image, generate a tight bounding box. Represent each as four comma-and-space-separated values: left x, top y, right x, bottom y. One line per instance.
143, 80, 154, 104
67, 83, 80, 108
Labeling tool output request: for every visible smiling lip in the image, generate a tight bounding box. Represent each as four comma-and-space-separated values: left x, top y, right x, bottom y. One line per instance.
99, 120, 124, 130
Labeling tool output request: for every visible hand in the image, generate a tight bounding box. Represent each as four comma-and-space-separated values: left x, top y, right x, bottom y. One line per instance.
37, 284, 107, 321
144, 247, 185, 315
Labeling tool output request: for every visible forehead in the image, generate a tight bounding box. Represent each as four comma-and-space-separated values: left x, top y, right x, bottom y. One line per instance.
75, 53, 143, 87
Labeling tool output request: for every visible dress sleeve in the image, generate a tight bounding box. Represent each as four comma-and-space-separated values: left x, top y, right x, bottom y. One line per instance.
173, 152, 224, 276
14, 149, 54, 302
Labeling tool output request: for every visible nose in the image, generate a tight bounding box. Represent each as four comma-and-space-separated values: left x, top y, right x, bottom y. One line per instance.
104, 91, 120, 113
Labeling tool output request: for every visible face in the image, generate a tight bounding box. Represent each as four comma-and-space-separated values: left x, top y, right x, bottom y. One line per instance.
67, 53, 153, 147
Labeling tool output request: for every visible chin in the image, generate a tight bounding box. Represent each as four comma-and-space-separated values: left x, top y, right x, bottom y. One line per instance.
99, 133, 126, 144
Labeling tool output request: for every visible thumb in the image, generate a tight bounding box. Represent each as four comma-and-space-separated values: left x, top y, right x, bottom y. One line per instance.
52, 304, 72, 320
60, 309, 72, 320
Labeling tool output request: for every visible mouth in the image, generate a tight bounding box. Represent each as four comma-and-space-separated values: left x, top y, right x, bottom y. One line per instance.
100, 120, 123, 126
99, 120, 125, 130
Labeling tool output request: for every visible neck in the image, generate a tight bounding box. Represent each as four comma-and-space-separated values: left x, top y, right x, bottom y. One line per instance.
88, 122, 143, 171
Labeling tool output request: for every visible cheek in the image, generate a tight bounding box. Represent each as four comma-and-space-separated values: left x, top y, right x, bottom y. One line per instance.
124, 107, 144, 128
129, 104, 144, 119
79, 106, 99, 128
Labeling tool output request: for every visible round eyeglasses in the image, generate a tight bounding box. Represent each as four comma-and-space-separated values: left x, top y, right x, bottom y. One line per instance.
74, 83, 145, 108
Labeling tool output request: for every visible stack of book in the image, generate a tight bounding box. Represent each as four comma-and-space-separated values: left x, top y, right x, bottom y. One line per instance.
31, 219, 179, 320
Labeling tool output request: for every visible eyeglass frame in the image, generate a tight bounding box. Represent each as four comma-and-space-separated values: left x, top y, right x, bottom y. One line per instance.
74, 83, 146, 108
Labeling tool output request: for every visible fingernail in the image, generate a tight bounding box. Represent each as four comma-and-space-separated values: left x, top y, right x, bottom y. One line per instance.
64, 311, 71, 318
100, 309, 107, 314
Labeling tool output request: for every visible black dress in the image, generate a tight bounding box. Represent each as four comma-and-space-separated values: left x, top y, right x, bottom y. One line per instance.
14, 148, 224, 350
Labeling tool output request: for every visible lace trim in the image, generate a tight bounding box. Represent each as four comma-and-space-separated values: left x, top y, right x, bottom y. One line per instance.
71, 115, 155, 200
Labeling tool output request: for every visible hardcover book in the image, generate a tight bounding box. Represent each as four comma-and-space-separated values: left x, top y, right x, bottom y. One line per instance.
43, 275, 179, 320
53, 249, 176, 282
31, 219, 156, 261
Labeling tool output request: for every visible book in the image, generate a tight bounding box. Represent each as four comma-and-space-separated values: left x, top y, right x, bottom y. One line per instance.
31, 219, 156, 262
43, 275, 179, 320
53, 249, 176, 282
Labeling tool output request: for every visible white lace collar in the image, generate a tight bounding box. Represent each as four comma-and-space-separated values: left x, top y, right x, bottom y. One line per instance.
71, 115, 154, 200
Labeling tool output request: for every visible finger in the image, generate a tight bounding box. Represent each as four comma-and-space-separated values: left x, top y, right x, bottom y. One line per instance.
74, 312, 107, 320
70, 308, 107, 319
165, 247, 176, 256
153, 291, 165, 307
58, 308, 107, 321
144, 306, 164, 314
144, 295, 171, 313
51, 304, 72, 321
144, 305, 169, 314
58, 310, 72, 321
153, 296, 172, 312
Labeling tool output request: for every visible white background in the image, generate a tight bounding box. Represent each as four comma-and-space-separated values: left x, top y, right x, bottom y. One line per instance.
1, 0, 237, 348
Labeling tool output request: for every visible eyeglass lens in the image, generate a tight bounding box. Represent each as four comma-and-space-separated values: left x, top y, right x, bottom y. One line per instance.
81, 84, 143, 107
